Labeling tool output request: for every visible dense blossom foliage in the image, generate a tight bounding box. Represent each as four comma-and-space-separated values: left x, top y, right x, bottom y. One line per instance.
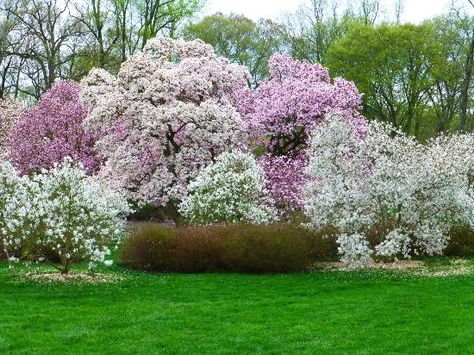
0, 99, 24, 161
304, 115, 474, 266
0, 158, 130, 273
80, 37, 249, 211
179, 151, 278, 225
0, 162, 34, 262
10, 81, 101, 175
238, 54, 363, 214
258, 154, 307, 215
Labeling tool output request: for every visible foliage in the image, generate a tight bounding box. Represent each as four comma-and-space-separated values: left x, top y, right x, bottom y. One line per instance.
326, 23, 443, 137
0, 98, 23, 161
179, 151, 278, 225
304, 115, 474, 266
80, 37, 249, 217
0, 161, 33, 263
184, 13, 283, 85
0, 158, 131, 274
238, 54, 363, 215
121, 223, 312, 273
10, 81, 101, 175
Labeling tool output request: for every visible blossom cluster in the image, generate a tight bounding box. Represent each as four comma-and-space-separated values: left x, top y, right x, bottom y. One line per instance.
0, 98, 24, 161
238, 54, 364, 215
258, 153, 307, 215
80, 37, 250, 209
10, 81, 102, 175
304, 115, 474, 266
0, 158, 131, 273
179, 151, 278, 225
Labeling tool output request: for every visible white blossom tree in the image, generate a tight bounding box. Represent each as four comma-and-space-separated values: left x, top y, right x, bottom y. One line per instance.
304, 115, 474, 266
80, 37, 250, 218
0, 158, 131, 274
179, 151, 278, 225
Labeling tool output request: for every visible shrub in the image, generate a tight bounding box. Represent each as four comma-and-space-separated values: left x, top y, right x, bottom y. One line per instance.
444, 225, 474, 257
120, 224, 176, 272
120, 223, 327, 273
0, 158, 131, 274
179, 151, 278, 225
304, 115, 474, 266
221, 224, 310, 273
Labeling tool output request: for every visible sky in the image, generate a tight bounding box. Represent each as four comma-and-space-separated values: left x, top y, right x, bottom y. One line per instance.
203, 0, 472, 23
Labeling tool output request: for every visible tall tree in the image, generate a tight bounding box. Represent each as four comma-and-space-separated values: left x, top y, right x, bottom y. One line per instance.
282, 0, 356, 64
185, 13, 283, 85
455, 0, 474, 131
2, 0, 83, 98
428, 15, 466, 132
136, 0, 204, 48
327, 23, 440, 137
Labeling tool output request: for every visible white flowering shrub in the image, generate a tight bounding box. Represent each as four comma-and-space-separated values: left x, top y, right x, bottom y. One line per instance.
0, 162, 34, 263
179, 151, 278, 225
304, 115, 474, 266
337, 234, 373, 267
0, 158, 131, 274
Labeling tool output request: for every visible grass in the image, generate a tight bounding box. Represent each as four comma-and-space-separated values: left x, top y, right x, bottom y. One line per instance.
1, 260, 474, 354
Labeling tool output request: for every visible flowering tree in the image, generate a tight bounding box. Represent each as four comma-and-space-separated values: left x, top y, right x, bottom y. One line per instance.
0, 162, 33, 263
303, 115, 474, 266
0, 158, 131, 274
238, 54, 363, 215
80, 37, 249, 216
179, 151, 278, 225
9, 81, 102, 175
0, 99, 24, 161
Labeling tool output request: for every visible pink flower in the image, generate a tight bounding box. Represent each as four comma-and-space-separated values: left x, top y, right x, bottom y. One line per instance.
10, 81, 102, 175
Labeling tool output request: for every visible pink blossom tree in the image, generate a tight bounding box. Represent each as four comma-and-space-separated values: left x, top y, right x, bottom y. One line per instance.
10, 81, 102, 175
80, 37, 249, 216
0, 98, 24, 161
238, 54, 364, 216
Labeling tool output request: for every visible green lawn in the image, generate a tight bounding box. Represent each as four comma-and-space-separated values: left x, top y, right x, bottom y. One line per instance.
1, 261, 474, 354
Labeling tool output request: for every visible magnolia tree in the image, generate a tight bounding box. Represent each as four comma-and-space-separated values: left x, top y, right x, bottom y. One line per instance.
0, 162, 34, 263
10, 81, 102, 175
303, 115, 474, 267
238, 54, 363, 216
80, 37, 249, 217
179, 151, 278, 225
0, 158, 131, 274
0, 98, 24, 161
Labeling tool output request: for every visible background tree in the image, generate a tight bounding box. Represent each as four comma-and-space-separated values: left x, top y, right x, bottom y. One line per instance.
185, 13, 283, 85
281, 0, 356, 64
2, 0, 83, 99
453, 0, 474, 131
326, 23, 440, 138
427, 15, 466, 133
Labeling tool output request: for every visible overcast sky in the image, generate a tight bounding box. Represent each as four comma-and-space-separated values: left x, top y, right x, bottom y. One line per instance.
203, 0, 472, 23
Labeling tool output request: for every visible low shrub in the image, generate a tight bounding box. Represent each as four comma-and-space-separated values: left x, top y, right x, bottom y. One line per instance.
120, 224, 176, 272
220, 224, 309, 273
120, 223, 336, 273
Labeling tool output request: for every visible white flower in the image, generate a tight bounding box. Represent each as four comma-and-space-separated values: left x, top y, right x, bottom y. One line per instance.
303, 115, 474, 266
